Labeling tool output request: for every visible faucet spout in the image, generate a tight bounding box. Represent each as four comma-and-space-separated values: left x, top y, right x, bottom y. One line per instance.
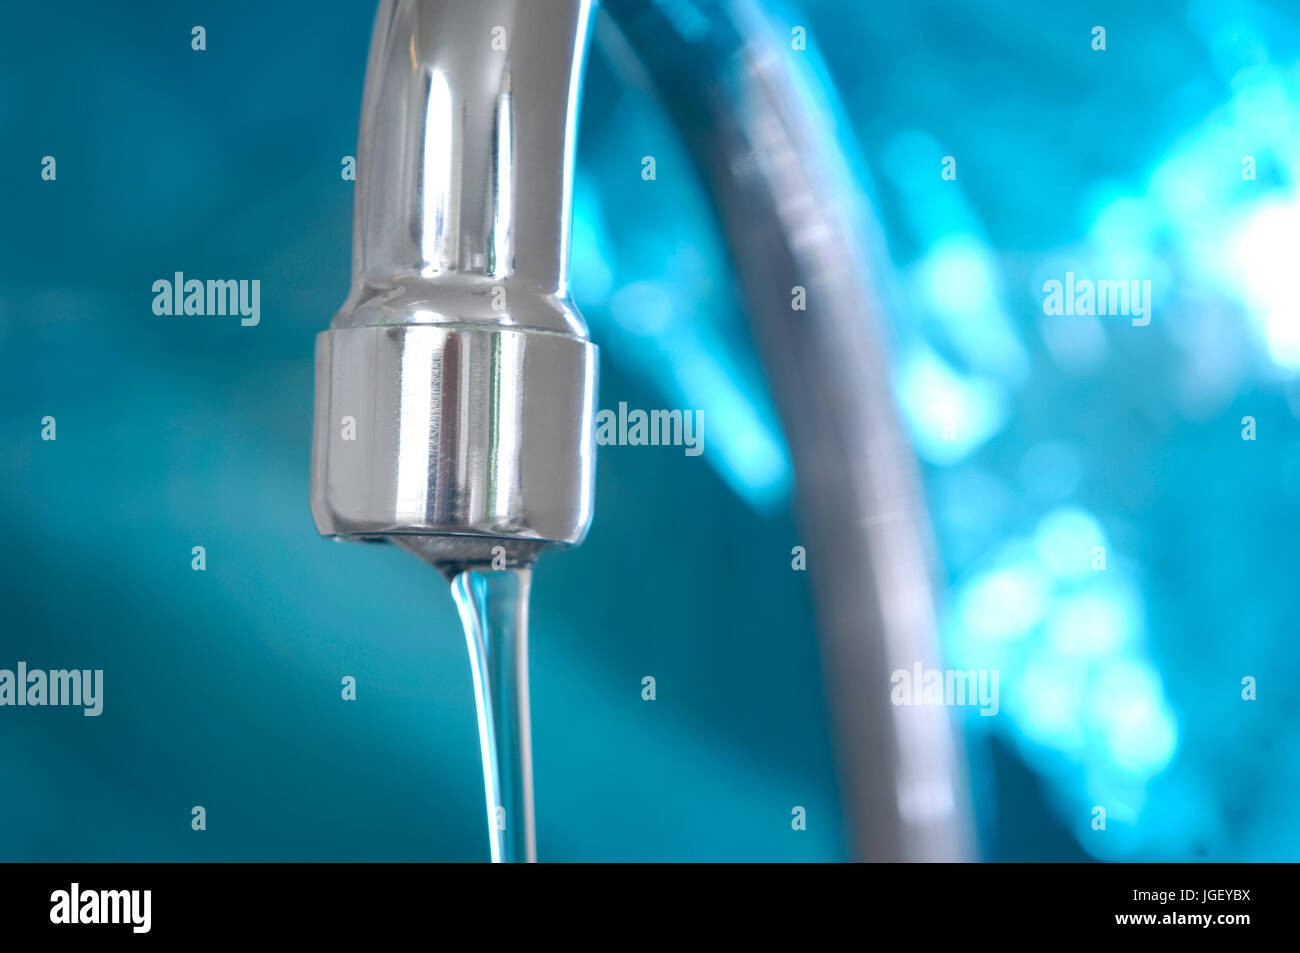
344, 0, 595, 323
311, 0, 599, 570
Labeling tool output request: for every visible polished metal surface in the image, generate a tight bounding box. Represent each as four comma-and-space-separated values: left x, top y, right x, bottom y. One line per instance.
311, 324, 596, 548
311, 0, 598, 563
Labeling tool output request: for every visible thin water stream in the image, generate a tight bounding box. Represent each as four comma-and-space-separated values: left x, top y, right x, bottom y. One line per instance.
448, 566, 536, 863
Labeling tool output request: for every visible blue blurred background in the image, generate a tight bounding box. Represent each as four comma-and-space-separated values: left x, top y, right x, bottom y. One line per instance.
2, 0, 1298, 861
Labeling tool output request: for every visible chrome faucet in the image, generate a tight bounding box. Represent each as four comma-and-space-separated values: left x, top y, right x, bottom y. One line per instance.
310, 0, 597, 576
312, 0, 972, 862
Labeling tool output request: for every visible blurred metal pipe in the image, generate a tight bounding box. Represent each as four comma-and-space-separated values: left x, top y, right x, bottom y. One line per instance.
601, 0, 972, 860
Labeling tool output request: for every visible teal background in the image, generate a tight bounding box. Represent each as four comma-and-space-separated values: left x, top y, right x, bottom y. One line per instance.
3, 0, 1300, 861
0, 0, 839, 862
